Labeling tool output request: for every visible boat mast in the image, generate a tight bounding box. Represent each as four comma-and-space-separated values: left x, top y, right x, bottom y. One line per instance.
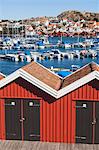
77, 16, 80, 45
12, 21, 14, 38
17, 20, 19, 38
2, 23, 3, 39
14, 22, 16, 38
61, 32, 62, 43
21, 20, 23, 38
7, 23, 9, 37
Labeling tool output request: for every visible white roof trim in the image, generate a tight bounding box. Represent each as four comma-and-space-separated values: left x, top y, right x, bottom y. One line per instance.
19, 69, 58, 98
0, 70, 20, 88
0, 69, 99, 99
0, 72, 6, 77
57, 71, 99, 98
0, 69, 58, 98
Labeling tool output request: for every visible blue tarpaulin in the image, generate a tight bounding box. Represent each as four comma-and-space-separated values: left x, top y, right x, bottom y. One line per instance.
57, 71, 72, 77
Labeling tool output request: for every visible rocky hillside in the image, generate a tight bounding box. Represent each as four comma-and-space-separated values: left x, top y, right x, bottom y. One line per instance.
57, 10, 99, 22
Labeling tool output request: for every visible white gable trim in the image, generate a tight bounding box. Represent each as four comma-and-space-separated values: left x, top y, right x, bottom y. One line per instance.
57, 71, 99, 98
0, 70, 20, 87
19, 69, 58, 97
0, 69, 99, 99
0, 69, 58, 98
0, 72, 6, 77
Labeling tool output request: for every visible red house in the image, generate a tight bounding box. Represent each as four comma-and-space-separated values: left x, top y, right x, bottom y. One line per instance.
0, 62, 99, 144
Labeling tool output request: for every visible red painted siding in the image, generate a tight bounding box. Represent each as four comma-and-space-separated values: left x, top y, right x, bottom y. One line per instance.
40, 79, 99, 143
73, 79, 99, 100
0, 99, 5, 140
0, 78, 99, 143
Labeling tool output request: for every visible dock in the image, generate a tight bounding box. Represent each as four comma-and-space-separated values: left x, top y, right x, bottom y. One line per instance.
0, 48, 98, 63
0, 54, 6, 59
0, 141, 98, 150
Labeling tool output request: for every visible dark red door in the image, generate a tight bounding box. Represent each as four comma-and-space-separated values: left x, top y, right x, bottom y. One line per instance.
76, 101, 99, 144
5, 99, 22, 140
95, 102, 99, 144
5, 99, 40, 141
76, 101, 93, 144
23, 100, 40, 141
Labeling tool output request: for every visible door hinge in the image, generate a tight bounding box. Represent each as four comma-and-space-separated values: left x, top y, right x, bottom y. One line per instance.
20, 118, 25, 122
75, 104, 87, 109
29, 134, 40, 137
92, 118, 97, 125
5, 102, 16, 106
75, 136, 86, 140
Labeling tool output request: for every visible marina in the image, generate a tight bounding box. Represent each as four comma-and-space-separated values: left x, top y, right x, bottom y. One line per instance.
0, 15, 99, 75
0, 36, 99, 75
0, 48, 98, 62
0, 0, 99, 147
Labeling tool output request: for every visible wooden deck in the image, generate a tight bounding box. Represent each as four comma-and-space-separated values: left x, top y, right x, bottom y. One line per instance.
0, 141, 99, 150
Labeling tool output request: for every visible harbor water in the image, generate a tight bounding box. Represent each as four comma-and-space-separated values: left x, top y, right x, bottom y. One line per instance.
0, 37, 99, 75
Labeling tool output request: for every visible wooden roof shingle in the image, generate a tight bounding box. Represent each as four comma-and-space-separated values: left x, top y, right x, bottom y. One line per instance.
22, 61, 62, 90
61, 62, 99, 89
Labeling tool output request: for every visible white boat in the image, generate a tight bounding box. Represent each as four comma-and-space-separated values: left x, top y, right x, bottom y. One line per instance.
88, 50, 97, 57
71, 65, 80, 71
65, 43, 71, 49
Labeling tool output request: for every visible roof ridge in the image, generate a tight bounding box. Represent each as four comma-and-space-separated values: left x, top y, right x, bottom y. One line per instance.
35, 61, 63, 79
63, 61, 99, 80
22, 61, 62, 90
22, 61, 62, 79
61, 61, 99, 89
89, 61, 99, 71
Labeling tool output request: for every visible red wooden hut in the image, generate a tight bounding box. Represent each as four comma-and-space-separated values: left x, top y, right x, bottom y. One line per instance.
0, 62, 99, 144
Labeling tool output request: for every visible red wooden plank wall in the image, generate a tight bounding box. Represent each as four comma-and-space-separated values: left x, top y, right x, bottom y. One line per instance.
40, 79, 99, 143
0, 78, 37, 99
0, 99, 5, 140
73, 79, 99, 100
40, 93, 76, 143
0, 78, 99, 143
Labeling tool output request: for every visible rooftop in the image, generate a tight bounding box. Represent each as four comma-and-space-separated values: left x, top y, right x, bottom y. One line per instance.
22, 61, 99, 90
0, 61, 99, 98
22, 61, 62, 90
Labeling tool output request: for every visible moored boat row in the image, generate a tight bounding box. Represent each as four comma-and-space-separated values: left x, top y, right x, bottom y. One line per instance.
0, 36, 99, 50
0, 48, 98, 62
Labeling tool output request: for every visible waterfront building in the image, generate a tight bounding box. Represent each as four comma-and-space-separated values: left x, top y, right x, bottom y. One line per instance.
0, 62, 99, 143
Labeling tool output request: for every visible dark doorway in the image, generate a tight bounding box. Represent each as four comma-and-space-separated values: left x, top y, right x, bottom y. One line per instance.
76, 101, 99, 144
5, 99, 22, 140
5, 99, 40, 141
95, 102, 99, 144
23, 100, 40, 141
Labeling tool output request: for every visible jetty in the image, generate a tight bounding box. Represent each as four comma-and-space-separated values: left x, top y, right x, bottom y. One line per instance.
0, 48, 98, 63
0, 140, 98, 150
